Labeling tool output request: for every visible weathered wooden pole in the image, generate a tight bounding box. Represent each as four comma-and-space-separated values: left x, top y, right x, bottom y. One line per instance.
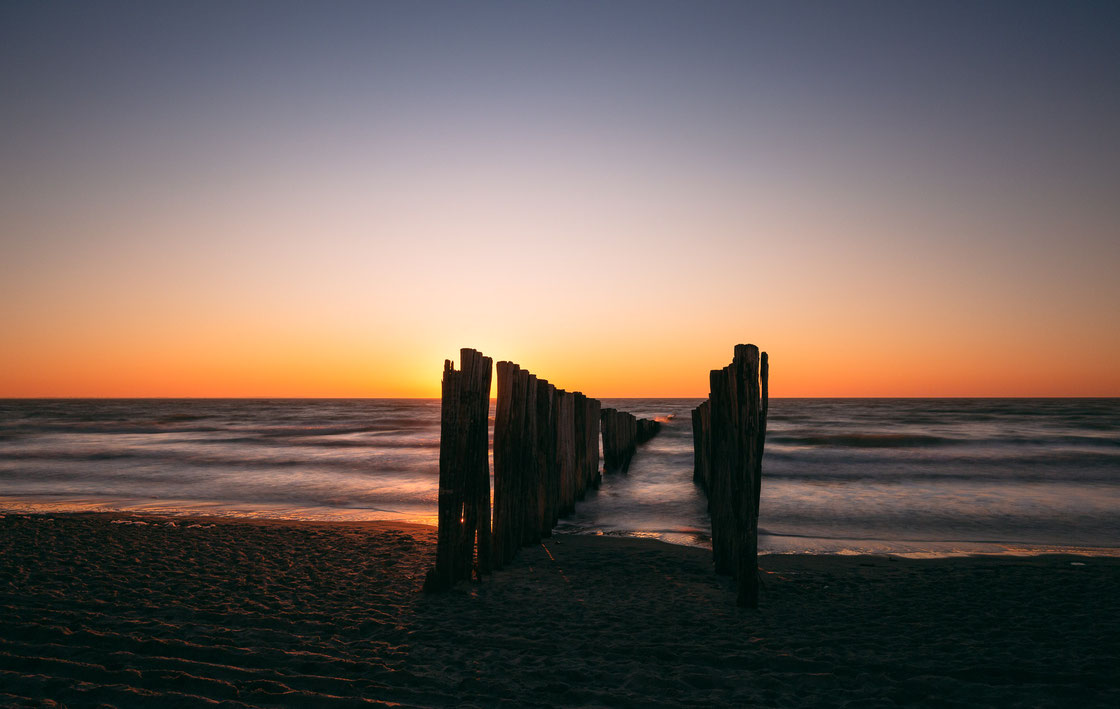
600, 409, 613, 473
756, 352, 768, 514
627, 413, 637, 459
692, 344, 769, 607
557, 390, 577, 517
585, 397, 602, 491
508, 367, 529, 564
429, 358, 463, 592
708, 365, 737, 577
602, 409, 613, 472
492, 361, 513, 570
535, 378, 554, 539
520, 372, 540, 547
492, 360, 526, 570
462, 348, 493, 578
741, 349, 769, 607
573, 392, 588, 502
691, 399, 711, 493
733, 344, 761, 608
426, 347, 493, 592
543, 381, 561, 536
566, 392, 579, 511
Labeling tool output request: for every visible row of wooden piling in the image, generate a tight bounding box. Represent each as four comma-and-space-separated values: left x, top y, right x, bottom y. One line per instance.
691, 344, 769, 608
426, 348, 662, 591
601, 409, 661, 474
492, 361, 605, 570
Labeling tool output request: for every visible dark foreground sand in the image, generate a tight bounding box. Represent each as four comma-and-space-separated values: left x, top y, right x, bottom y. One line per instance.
1, 513, 1117, 708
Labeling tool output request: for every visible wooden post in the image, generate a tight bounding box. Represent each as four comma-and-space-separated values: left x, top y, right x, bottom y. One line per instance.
600, 408, 615, 473
521, 372, 540, 547
733, 344, 761, 608
510, 367, 531, 557
492, 361, 516, 570
428, 359, 463, 592
628, 413, 637, 462
557, 390, 577, 517
757, 353, 768, 514
623, 412, 633, 470
691, 400, 711, 493
461, 348, 493, 579
691, 344, 769, 607
541, 381, 559, 537
586, 397, 602, 490
708, 365, 736, 577
534, 378, 552, 539
426, 348, 492, 591
573, 392, 588, 502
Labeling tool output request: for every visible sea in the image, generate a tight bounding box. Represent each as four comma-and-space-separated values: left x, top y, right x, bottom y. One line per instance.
1, 398, 1117, 557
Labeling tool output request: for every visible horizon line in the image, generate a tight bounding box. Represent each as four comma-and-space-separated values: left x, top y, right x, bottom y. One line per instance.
2, 395, 1118, 401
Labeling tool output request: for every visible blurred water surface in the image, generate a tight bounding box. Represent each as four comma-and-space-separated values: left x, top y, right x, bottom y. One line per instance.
1, 398, 1117, 556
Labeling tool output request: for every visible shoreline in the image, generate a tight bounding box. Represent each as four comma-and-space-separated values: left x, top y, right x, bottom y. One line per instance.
5, 498, 1119, 559
7, 507, 1119, 556
3, 512, 1118, 706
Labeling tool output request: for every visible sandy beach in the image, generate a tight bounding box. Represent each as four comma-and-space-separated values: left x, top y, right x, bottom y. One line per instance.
1, 513, 1117, 708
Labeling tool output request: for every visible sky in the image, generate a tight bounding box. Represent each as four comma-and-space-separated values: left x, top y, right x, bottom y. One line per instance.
2, 0, 1118, 397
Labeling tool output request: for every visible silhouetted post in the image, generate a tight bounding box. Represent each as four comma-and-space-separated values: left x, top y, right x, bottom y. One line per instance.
507, 366, 529, 564
573, 392, 588, 501
429, 359, 464, 592
585, 397, 602, 490
691, 400, 711, 493
462, 348, 493, 578
741, 349, 769, 607
556, 390, 577, 517
628, 413, 637, 460
520, 372, 540, 546
757, 353, 768, 515
601, 408, 624, 473
732, 344, 761, 608
492, 361, 519, 570
691, 344, 769, 607
426, 348, 493, 591
708, 366, 737, 576
565, 391, 579, 512
535, 380, 557, 535
600, 409, 614, 472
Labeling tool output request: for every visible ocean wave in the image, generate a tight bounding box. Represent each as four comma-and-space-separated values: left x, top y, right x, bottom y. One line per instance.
755, 527, 1120, 548
186, 435, 439, 449
0, 420, 441, 438
768, 432, 956, 448
0, 447, 439, 472
0, 423, 230, 436
0, 464, 425, 485
767, 428, 1119, 450
758, 463, 1120, 484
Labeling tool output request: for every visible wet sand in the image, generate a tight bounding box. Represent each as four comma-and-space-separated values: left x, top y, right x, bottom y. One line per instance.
1, 513, 1117, 707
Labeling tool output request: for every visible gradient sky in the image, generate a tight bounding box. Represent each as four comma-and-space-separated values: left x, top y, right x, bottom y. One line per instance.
2, 1, 1118, 397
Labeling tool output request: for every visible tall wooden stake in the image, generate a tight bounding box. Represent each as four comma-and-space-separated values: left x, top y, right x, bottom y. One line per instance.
426, 347, 493, 592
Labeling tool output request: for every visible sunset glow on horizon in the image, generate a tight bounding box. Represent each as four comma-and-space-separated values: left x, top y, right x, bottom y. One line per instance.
3, 1, 1118, 398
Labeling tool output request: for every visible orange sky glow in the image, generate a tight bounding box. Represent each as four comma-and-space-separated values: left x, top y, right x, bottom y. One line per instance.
3, 3, 1118, 398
